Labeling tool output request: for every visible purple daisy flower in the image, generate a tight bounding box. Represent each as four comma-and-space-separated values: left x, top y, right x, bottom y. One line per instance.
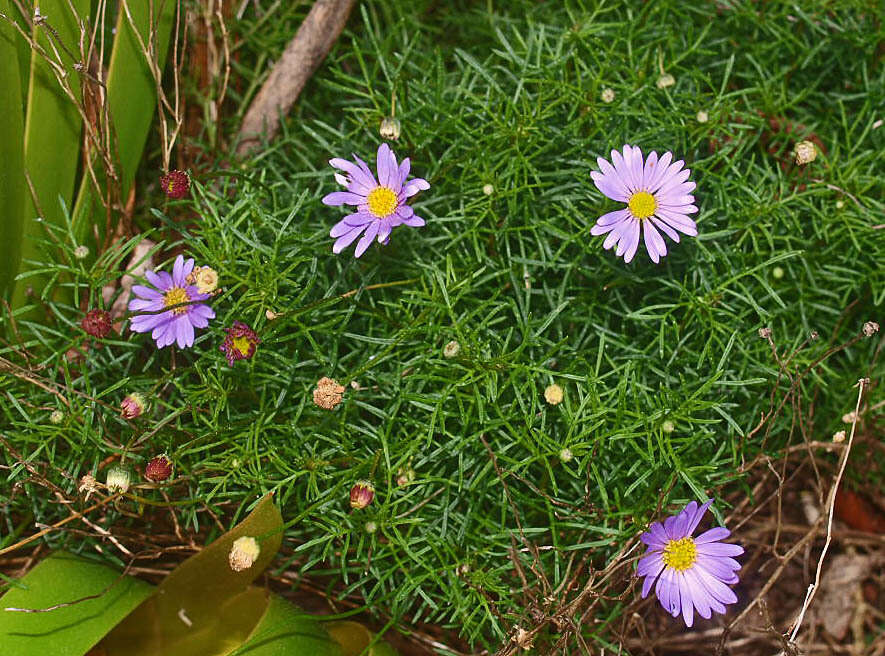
322, 143, 429, 257
590, 144, 698, 263
128, 255, 216, 349
637, 499, 743, 627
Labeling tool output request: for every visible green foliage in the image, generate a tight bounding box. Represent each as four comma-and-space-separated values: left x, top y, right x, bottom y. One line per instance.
72, 0, 177, 248
12, 0, 90, 309
0, 0, 26, 296
0, 552, 154, 654
1, 0, 883, 651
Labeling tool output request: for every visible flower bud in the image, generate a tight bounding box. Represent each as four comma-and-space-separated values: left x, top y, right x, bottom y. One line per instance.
772, 266, 784, 280
121, 393, 147, 419
313, 377, 345, 410
106, 465, 130, 494
443, 340, 460, 359
661, 420, 675, 434
81, 309, 112, 339
365, 521, 378, 534
145, 454, 174, 482
160, 170, 190, 199
350, 480, 375, 510
482, 183, 495, 196
379, 116, 401, 140
696, 110, 709, 123
544, 383, 563, 406
793, 141, 817, 165
49, 409, 64, 424
656, 73, 675, 89
559, 448, 573, 462
396, 465, 415, 486
229, 536, 260, 572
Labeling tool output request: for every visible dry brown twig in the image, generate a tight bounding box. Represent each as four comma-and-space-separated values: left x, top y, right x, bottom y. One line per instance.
236, 0, 357, 156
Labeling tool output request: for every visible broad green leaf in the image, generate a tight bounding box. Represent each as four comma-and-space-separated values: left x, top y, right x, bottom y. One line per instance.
0, 552, 153, 656
72, 0, 177, 247
101, 494, 287, 656
228, 595, 343, 656
12, 0, 90, 308
326, 621, 398, 656
0, 0, 26, 298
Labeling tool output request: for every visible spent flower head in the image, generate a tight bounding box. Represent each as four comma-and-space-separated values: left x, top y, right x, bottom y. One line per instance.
229, 536, 260, 572
794, 140, 817, 165
313, 377, 345, 410
160, 170, 190, 199
81, 308, 112, 339
323, 143, 429, 257
590, 145, 698, 263
220, 321, 260, 365
637, 499, 743, 627
128, 255, 215, 349
145, 454, 174, 482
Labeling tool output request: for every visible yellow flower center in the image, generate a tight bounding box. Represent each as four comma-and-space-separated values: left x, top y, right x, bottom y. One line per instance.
628, 191, 657, 219
232, 336, 252, 355
367, 186, 398, 218
662, 537, 697, 571
163, 287, 190, 315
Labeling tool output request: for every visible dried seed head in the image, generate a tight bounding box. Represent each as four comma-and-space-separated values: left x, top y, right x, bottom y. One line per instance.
842, 411, 858, 424
832, 430, 846, 443
482, 183, 495, 196
558, 448, 573, 463
195, 267, 218, 294
862, 321, 879, 337
160, 170, 190, 199
379, 116, 401, 140
49, 409, 64, 424
78, 474, 98, 500
662, 420, 676, 434
73, 245, 89, 260
794, 140, 817, 165
601, 87, 615, 103
350, 480, 375, 510
758, 327, 772, 339
313, 377, 345, 410
443, 340, 461, 358
696, 110, 709, 123
544, 383, 563, 406
656, 73, 675, 89
121, 393, 147, 419
81, 308, 112, 339
229, 536, 260, 572
106, 465, 131, 494
145, 454, 174, 482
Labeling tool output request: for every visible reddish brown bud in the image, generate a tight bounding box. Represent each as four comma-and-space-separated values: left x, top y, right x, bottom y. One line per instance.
81, 309, 112, 339
145, 454, 173, 482
350, 480, 375, 510
160, 170, 190, 199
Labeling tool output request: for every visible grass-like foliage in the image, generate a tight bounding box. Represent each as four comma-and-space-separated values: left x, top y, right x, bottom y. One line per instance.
2, 0, 882, 650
